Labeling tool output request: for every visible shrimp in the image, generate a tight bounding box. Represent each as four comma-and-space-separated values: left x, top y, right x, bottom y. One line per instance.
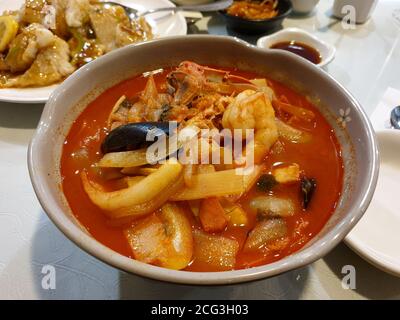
167, 61, 258, 105
222, 89, 278, 164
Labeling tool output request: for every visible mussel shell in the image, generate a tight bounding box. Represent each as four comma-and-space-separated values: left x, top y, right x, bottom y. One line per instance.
101, 122, 171, 154
300, 177, 317, 209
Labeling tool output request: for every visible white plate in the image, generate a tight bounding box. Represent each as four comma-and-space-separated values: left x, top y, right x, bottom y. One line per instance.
256, 28, 336, 68
345, 129, 400, 277
0, 0, 187, 104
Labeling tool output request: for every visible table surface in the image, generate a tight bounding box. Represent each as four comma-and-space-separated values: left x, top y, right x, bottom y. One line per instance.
1, 0, 400, 300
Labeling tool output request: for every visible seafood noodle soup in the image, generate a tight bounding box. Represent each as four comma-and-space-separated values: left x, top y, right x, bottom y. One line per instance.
61, 61, 343, 272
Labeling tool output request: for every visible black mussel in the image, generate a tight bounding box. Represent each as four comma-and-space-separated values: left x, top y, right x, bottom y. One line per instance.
101, 122, 172, 154
300, 177, 317, 209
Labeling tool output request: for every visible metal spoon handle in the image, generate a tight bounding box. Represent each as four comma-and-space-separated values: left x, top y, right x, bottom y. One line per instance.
390, 106, 400, 129
140, 0, 233, 16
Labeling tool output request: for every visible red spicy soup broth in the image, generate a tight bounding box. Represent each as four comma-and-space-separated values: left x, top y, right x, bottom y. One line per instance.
60, 66, 343, 271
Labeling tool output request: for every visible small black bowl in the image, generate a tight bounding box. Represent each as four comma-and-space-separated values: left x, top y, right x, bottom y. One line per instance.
219, 0, 293, 35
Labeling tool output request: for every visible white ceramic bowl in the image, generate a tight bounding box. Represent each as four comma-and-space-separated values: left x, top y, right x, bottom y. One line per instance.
28, 35, 378, 285
257, 28, 336, 68
332, 0, 378, 24
290, 0, 320, 14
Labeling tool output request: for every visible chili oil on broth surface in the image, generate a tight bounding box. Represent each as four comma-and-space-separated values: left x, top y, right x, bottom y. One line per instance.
61, 66, 343, 271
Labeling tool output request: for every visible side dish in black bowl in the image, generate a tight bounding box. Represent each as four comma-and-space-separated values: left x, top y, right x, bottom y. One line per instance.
220, 0, 292, 34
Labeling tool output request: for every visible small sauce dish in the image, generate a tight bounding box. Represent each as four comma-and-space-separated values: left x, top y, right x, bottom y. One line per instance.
257, 27, 336, 68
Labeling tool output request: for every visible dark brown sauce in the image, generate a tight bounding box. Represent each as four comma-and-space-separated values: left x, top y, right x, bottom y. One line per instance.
271, 41, 322, 64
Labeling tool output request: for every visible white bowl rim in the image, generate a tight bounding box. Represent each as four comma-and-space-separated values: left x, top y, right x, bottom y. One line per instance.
28, 35, 378, 285
257, 27, 336, 67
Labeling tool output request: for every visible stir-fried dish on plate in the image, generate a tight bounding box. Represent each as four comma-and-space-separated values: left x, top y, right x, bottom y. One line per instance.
226, 0, 279, 20
0, 0, 152, 88
61, 61, 343, 271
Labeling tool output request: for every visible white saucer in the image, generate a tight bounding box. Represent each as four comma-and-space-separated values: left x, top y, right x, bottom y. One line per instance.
345, 129, 400, 277
256, 27, 336, 68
